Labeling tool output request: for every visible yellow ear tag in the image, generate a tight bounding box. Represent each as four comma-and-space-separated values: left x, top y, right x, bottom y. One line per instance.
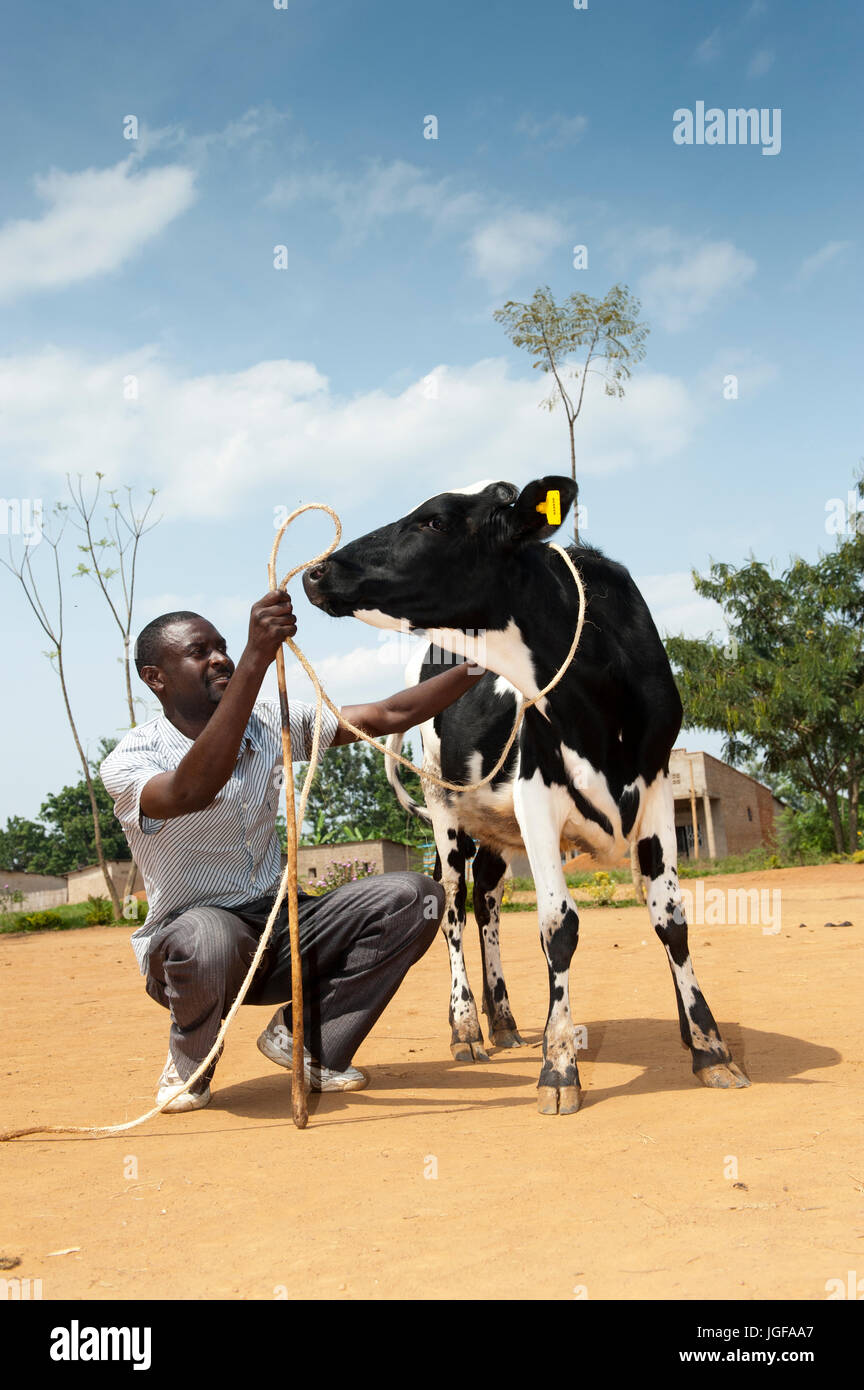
535, 489, 561, 526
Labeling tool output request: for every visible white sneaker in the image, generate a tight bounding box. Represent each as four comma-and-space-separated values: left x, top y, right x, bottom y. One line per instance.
257, 1008, 369, 1092
156, 1054, 212, 1113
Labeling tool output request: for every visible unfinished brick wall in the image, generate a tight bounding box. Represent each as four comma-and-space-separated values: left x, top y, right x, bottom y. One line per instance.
670, 749, 783, 858
295, 839, 419, 888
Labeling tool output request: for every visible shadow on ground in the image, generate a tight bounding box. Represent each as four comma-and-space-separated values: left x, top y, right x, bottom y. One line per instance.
209, 1018, 840, 1124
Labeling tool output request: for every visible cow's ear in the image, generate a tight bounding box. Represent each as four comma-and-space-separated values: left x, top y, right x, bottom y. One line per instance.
504, 477, 576, 543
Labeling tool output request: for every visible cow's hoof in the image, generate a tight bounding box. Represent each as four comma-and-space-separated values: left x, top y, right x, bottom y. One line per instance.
450, 1040, 490, 1063
695, 1060, 750, 1089
537, 1085, 583, 1115
490, 1028, 526, 1049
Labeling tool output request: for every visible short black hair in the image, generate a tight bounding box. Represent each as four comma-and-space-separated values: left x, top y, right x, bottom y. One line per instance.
134, 612, 205, 675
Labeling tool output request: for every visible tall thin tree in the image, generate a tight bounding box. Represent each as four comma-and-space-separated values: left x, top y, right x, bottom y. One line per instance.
68, 473, 160, 730
67, 475, 160, 906
2, 510, 123, 916
494, 283, 649, 542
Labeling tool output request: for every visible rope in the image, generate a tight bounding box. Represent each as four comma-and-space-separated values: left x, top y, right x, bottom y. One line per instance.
0, 508, 584, 1142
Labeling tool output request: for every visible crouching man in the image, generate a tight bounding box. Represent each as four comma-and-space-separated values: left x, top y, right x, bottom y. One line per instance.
100, 590, 481, 1112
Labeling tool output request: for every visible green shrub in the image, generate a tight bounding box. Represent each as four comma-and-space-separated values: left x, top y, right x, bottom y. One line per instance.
583, 871, 617, 907
852, 850, 864, 865
21, 910, 63, 930
0, 884, 24, 913
84, 894, 114, 925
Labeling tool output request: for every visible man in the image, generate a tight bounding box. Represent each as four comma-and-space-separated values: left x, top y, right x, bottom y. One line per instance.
100, 589, 481, 1112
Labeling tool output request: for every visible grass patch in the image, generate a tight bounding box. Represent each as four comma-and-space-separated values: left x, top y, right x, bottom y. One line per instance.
509, 846, 855, 896
676, 846, 854, 877
0, 902, 140, 935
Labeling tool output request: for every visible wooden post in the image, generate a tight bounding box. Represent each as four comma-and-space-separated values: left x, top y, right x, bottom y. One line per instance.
702, 791, 717, 860
689, 758, 700, 861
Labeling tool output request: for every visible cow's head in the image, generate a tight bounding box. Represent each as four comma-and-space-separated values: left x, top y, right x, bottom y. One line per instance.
303, 476, 575, 640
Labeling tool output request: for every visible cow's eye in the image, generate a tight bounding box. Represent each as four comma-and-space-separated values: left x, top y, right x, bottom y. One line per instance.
419, 517, 448, 533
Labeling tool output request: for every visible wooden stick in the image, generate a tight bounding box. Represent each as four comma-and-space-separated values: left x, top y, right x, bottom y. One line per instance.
274, 644, 307, 1128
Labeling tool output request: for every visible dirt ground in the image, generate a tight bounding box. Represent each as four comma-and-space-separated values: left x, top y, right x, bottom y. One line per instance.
1, 863, 861, 1302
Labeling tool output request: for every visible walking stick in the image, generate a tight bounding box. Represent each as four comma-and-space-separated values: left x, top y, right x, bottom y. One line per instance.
272, 636, 307, 1128
268, 504, 343, 1129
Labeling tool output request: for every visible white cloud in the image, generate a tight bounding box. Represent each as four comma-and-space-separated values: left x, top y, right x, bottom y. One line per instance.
467, 210, 565, 290
139, 104, 299, 160
795, 240, 853, 282
694, 347, 779, 400
640, 241, 756, 331
268, 159, 482, 238
694, 27, 723, 62
515, 113, 588, 147
0, 348, 697, 521
747, 47, 775, 76
0, 158, 196, 302
273, 634, 427, 708
269, 157, 565, 291
134, 592, 253, 628
636, 572, 725, 640
614, 225, 687, 260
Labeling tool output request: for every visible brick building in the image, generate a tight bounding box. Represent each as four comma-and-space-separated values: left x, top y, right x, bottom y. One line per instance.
294, 839, 421, 889
670, 747, 783, 860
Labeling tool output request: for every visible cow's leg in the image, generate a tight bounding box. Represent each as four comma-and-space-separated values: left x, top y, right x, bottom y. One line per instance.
473, 845, 524, 1049
431, 817, 489, 1062
636, 773, 749, 1089
513, 773, 583, 1115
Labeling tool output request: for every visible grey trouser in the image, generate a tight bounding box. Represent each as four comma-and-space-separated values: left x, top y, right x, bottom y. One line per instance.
145, 872, 444, 1082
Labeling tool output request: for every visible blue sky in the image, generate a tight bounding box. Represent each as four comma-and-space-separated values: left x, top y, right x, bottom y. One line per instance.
1, 0, 861, 824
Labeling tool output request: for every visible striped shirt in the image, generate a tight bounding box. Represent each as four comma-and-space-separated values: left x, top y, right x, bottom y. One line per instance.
100, 699, 340, 974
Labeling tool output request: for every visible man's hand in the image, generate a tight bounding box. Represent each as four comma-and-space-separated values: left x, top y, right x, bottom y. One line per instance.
333, 659, 485, 744
246, 591, 298, 666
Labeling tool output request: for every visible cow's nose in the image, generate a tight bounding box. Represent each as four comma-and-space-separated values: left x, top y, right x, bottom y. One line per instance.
307, 562, 328, 583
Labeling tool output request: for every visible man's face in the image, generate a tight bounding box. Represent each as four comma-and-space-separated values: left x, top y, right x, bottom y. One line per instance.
143, 618, 235, 709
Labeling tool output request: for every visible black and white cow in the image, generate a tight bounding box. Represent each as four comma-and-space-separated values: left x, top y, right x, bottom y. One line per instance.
303, 476, 750, 1115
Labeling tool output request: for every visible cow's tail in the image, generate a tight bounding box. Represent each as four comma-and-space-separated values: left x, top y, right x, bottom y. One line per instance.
385, 730, 433, 825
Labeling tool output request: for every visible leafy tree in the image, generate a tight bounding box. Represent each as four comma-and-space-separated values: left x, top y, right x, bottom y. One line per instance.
38, 777, 130, 873
666, 481, 864, 854
736, 757, 840, 859
776, 798, 838, 861
0, 738, 129, 876
293, 740, 426, 846
0, 816, 54, 874
494, 283, 649, 541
